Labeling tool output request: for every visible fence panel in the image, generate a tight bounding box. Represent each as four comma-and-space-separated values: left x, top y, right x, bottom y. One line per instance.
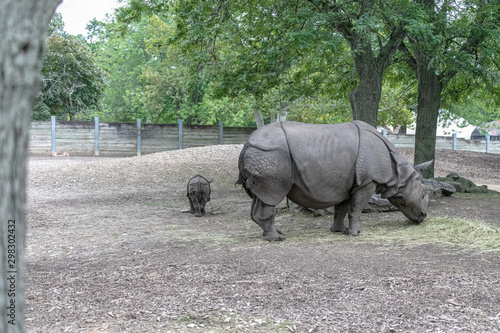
99, 123, 138, 157
183, 125, 220, 149
141, 123, 179, 154
222, 127, 256, 144
54, 122, 95, 155
29, 122, 52, 155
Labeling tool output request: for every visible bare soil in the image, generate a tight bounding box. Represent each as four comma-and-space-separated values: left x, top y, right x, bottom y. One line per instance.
25, 146, 500, 332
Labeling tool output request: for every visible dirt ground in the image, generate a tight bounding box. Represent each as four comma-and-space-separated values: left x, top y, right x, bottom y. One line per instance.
25, 145, 500, 332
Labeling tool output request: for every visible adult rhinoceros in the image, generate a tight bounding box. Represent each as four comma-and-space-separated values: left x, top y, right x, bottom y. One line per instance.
236, 120, 432, 241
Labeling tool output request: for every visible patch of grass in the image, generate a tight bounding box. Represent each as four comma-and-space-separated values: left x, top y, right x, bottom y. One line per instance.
268, 211, 499, 252
363, 217, 500, 252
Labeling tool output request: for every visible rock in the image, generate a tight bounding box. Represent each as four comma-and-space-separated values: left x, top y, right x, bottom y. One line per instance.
422, 179, 456, 198
446, 172, 461, 181
436, 172, 493, 194
363, 194, 398, 213
445, 181, 463, 193
464, 185, 489, 193
455, 177, 477, 189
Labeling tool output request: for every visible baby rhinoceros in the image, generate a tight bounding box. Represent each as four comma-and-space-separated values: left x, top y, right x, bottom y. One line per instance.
186, 174, 212, 217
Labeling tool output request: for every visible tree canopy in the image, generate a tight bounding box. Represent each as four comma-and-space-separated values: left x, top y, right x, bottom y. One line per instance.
34, 1, 500, 170
33, 13, 106, 121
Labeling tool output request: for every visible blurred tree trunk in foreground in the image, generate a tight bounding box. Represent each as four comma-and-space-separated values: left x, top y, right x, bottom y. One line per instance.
0, 1, 61, 332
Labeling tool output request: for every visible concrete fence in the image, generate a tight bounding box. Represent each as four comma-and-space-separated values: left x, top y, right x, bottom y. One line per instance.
29, 117, 256, 157
29, 117, 500, 157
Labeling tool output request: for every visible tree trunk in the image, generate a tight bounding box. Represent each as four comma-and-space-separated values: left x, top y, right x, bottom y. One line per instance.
253, 108, 264, 128
348, 65, 382, 128
0, 1, 61, 332
346, 30, 405, 128
413, 49, 442, 179
253, 96, 265, 128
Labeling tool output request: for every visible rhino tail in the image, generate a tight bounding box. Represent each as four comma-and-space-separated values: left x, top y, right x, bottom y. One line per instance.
235, 173, 244, 187
236, 143, 249, 188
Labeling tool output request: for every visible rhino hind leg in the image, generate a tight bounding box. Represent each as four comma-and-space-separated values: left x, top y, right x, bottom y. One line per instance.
330, 200, 350, 232
346, 183, 377, 236
251, 196, 284, 241
188, 196, 195, 214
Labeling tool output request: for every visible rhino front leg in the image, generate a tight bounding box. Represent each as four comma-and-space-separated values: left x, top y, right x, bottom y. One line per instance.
346, 183, 376, 236
330, 200, 350, 232
251, 196, 284, 241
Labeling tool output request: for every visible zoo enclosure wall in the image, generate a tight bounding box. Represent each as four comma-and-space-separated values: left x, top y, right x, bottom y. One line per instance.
29, 118, 500, 157
30, 118, 256, 157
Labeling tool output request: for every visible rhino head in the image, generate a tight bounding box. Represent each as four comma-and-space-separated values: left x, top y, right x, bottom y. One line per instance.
387, 160, 433, 223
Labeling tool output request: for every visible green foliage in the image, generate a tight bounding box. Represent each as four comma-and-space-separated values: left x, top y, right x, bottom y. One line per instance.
285, 97, 353, 124
403, 0, 500, 118
103, 1, 419, 126
140, 14, 207, 124
47, 12, 66, 37
377, 62, 417, 129
87, 10, 258, 126
33, 13, 106, 121
89, 15, 151, 122
164, 0, 361, 124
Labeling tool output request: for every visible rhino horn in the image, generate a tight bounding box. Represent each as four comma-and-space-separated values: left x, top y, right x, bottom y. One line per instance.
414, 159, 434, 173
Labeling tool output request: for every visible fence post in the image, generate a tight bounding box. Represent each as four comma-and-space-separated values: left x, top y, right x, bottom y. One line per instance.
381, 129, 387, 137
178, 119, 183, 150
94, 117, 99, 156
219, 121, 223, 145
137, 118, 142, 157
51, 115, 56, 154
452, 133, 457, 151
486, 135, 490, 153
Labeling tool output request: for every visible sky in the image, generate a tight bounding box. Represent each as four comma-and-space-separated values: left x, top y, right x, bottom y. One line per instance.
56, 0, 122, 36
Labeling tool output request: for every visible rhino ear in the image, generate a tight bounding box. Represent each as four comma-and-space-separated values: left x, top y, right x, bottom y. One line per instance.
414, 159, 434, 173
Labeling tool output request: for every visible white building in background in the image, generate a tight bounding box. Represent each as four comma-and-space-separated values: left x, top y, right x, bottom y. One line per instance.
470, 120, 500, 140
406, 117, 477, 139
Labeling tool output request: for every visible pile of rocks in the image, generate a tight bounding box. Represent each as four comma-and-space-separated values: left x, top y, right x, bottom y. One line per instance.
423, 172, 491, 199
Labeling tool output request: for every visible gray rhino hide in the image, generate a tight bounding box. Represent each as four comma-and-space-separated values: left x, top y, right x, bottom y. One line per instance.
242, 121, 419, 209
